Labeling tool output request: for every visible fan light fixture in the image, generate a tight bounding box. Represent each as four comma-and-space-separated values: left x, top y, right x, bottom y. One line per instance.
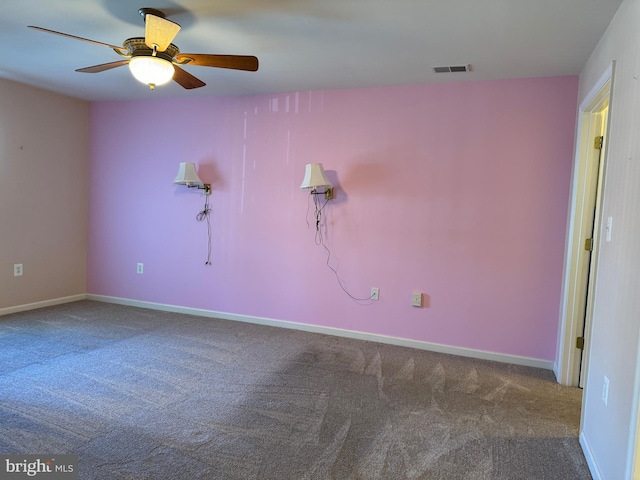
28, 6, 259, 92
174, 162, 211, 195
129, 56, 174, 89
300, 163, 333, 199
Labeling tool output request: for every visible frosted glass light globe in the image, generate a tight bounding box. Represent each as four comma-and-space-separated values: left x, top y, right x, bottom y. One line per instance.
129, 56, 174, 88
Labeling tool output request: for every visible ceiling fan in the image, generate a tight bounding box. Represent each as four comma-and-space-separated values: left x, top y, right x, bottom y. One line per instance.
28, 7, 259, 90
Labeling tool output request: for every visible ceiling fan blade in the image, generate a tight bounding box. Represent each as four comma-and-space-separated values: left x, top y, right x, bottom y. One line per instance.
76, 60, 130, 73
145, 14, 181, 52
175, 54, 259, 72
172, 66, 206, 89
28, 26, 125, 51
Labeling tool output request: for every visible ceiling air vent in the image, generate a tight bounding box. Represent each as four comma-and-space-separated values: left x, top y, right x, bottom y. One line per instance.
433, 65, 470, 73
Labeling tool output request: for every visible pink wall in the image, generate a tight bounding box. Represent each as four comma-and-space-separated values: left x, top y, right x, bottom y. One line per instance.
88, 76, 577, 361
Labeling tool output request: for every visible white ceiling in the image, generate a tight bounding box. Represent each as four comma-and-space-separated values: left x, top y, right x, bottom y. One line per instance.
0, 0, 623, 102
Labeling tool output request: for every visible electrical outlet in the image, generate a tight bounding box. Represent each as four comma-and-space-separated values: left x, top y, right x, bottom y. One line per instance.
602, 375, 610, 406
371, 287, 379, 301
137, 263, 144, 274
13, 264, 23, 277
412, 292, 422, 307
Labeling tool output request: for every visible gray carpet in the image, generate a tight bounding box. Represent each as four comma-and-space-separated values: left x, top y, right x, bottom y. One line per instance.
0, 301, 590, 479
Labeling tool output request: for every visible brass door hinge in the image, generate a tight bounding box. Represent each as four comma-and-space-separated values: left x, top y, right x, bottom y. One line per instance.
576, 337, 585, 350
594, 136, 604, 150
585, 238, 594, 251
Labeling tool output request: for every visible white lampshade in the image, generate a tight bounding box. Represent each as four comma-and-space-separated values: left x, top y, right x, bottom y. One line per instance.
300, 163, 333, 190
174, 162, 203, 186
129, 56, 174, 87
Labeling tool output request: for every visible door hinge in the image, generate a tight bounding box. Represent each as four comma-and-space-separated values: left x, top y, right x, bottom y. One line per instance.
594, 135, 604, 150
585, 238, 594, 251
576, 337, 585, 350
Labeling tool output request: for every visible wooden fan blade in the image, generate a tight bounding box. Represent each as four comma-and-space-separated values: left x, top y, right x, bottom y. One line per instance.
172, 66, 206, 89
28, 26, 125, 51
76, 60, 130, 73
145, 14, 181, 52
175, 54, 259, 72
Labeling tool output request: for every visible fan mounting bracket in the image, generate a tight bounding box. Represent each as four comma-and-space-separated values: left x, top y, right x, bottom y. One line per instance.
123, 37, 179, 60
138, 8, 166, 20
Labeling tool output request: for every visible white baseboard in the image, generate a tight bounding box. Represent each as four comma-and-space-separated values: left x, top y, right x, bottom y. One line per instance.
0, 294, 87, 317
580, 431, 603, 480
87, 294, 554, 371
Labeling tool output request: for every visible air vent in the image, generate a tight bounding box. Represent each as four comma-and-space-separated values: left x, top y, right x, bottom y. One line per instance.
433, 65, 470, 73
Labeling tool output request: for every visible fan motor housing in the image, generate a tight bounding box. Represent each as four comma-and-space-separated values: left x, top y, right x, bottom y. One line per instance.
123, 37, 179, 61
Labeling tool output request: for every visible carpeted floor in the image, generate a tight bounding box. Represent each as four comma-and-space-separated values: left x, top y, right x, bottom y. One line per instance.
0, 301, 590, 479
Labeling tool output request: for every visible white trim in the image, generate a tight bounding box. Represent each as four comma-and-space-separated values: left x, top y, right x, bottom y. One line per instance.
627, 324, 640, 479
581, 64, 614, 111
0, 294, 87, 317
87, 294, 554, 371
580, 431, 603, 480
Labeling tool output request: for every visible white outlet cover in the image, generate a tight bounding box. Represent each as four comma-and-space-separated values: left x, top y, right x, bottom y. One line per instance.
412, 292, 422, 307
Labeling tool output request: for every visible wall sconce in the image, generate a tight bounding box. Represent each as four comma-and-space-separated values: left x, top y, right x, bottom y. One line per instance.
299, 163, 372, 303
300, 163, 333, 199
173, 161, 213, 265
173, 162, 211, 195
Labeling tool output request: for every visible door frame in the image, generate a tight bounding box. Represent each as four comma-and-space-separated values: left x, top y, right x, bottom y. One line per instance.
555, 63, 613, 387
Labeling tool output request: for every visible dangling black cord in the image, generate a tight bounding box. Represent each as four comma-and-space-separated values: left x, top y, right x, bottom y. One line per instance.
196, 194, 212, 265
306, 191, 374, 303
313, 192, 329, 245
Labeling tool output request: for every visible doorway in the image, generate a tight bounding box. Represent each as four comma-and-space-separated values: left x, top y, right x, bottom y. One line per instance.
577, 98, 608, 387
556, 66, 611, 388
